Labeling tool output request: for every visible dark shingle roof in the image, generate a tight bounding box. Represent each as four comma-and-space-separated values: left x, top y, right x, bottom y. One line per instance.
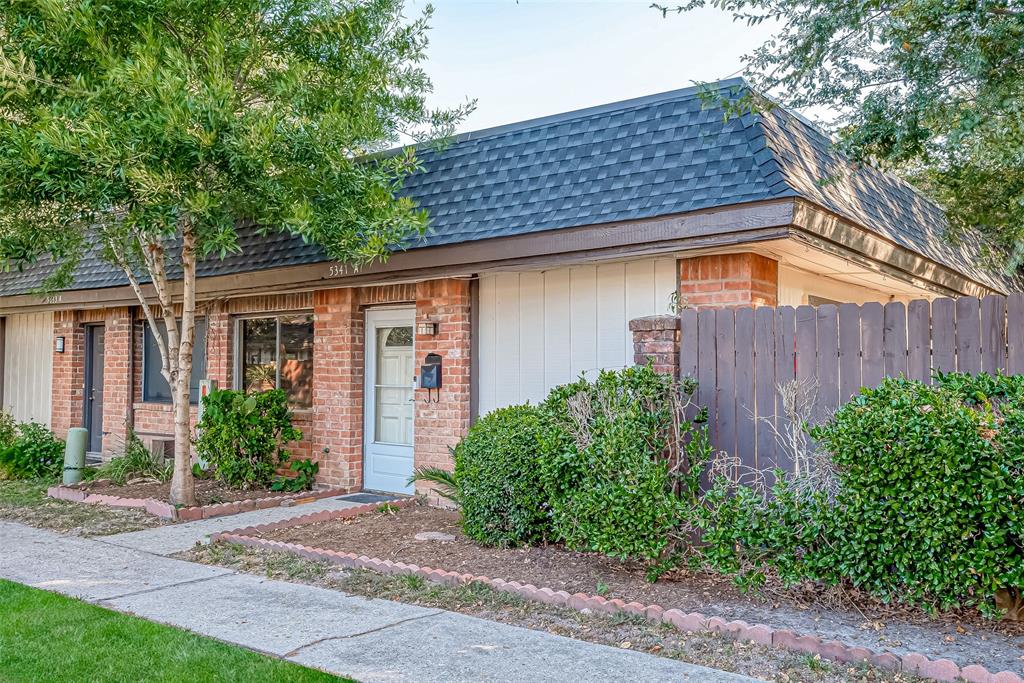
0, 78, 1008, 296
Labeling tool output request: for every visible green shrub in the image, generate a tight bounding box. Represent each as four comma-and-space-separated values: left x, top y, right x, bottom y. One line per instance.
810, 376, 1024, 614
539, 366, 711, 561
97, 428, 171, 485
453, 404, 549, 547
271, 458, 319, 492
194, 389, 302, 489
0, 422, 65, 480
0, 411, 16, 450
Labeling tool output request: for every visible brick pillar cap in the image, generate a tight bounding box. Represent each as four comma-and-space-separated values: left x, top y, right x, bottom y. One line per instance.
629, 315, 681, 332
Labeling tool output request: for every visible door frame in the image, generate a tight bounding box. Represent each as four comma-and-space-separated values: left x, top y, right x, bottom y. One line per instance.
83, 323, 105, 454
362, 306, 416, 494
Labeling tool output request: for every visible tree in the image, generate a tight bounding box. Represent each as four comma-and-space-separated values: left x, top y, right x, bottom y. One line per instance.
0, 0, 470, 505
658, 0, 1024, 269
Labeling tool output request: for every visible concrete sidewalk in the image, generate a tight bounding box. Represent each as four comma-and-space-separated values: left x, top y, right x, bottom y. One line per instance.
101, 495, 364, 556
1, 521, 757, 683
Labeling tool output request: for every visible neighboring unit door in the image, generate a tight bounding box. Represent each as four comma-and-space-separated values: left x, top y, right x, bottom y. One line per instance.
85, 325, 105, 453
363, 308, 415, 494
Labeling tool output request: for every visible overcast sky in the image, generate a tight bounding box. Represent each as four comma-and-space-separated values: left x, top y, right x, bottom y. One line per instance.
410, 0, 780, 133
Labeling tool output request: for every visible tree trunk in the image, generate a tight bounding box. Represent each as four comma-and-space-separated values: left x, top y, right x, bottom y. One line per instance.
167, 225, 198, 507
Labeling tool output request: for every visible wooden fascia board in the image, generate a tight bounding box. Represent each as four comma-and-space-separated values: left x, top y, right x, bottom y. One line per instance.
791, 199, 1000, 298
0, 200, 795, 314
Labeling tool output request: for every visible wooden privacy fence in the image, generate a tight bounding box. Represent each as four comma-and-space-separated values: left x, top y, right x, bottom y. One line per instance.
679, 293, 1024, 474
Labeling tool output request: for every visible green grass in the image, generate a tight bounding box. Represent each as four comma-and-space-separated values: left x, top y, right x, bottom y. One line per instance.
0, 579, 349, 683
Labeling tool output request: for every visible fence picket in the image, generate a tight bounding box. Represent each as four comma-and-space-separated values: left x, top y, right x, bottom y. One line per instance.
838, 303, 862, 401
715, 309, 738, 470
696, 310, 717, 445
955, 297, 982, 374
1009, 294, 1024, 375
816, 305, 839, 420
981, 294, 1006, 375
883, 301, 908, 379
932, 297, 956, 372
773, 306, 796, 476
861, 302, 884, 389
754, 307, 777, 470
679, 308, 699, 422
734, 307, 756, 473
907, 299, 931, 383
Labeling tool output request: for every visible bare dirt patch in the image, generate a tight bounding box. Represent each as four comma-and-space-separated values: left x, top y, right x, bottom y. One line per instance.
0, 479, 163, 536
254, 504, 1024, 674
80, 478, 292, 506
184, 542, 911, 683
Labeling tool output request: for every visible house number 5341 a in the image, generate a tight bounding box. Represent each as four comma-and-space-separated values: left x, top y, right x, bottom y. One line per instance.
327, 265, 350, 278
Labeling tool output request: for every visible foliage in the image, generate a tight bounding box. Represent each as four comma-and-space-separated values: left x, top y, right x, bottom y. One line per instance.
0, 423, 65, 481
97, 429, 171, 485
810, 377, 1024, 613
0, 411, 16, 450
195, 389, 302, 489
271, 459, 319, 493
0, 0, 470, 505
408, 464, 461, 505
660, 0, 1024, 268
538, 366, 711, 561
452, 404, 550, 547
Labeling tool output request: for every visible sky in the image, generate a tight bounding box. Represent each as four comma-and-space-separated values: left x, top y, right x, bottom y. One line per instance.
409, 0, 781, 134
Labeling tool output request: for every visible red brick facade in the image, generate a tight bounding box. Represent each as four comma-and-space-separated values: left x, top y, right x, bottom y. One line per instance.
678, 253, 779, 309
39, 252, 776, 496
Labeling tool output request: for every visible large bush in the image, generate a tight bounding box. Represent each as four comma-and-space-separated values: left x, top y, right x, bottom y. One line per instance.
453, 404, 549, 547
194, 389, 302, 489
539, 366, 711, 561
811, 376, 1024, 613
0, 422, 65, 480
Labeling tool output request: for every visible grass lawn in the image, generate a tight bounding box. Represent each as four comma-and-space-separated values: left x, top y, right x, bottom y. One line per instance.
0, 579, 349, 683
0, 479, 161, 536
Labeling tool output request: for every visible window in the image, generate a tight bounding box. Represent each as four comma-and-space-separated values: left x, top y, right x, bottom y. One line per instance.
238, 314, 314, 408
142, 319, 207, 403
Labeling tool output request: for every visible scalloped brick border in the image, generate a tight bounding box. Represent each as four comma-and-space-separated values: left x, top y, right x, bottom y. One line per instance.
209, 508, 1023, 683
46, 484, 350, 521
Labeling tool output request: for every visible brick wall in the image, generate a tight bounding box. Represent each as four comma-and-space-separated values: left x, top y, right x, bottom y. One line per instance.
50, 312, 84, 439
101, 308, 132, 453
629, 315, 680, 377
413, 279, 472, 503
678, 253, 778, 309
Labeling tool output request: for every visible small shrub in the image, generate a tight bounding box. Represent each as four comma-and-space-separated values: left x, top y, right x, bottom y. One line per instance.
0, 422, 65, 480
0, 411, 16, 449
271, 458, 319, 492
454, 404, 549, 547
538, 365, 711, 561
810, 376, 1024, 614
97, 429, 171, 485
194, 389, 302, 489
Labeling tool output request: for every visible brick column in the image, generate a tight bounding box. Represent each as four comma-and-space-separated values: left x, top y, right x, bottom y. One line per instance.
311, 288, 363, 490
204, 301, 233, 389
51, 312, 85, 439
630, 315, 680, 377
101, 307, 132, 454
414, 279, 471, 503
678, 253, 778, 309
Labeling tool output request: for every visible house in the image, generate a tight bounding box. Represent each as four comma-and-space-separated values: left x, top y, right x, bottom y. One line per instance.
0, 79, 1010, 495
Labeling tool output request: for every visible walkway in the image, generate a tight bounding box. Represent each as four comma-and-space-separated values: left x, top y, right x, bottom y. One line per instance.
1, 521, 756, 683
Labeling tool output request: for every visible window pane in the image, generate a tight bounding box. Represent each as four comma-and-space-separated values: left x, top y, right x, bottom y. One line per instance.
143, 319, 207, 403
374, 326, 413, 444
242, 318, 277, 394
279, 314, 314, 408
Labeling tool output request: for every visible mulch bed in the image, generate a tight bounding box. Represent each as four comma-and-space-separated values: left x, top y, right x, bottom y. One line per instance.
255, 503, 1024, 674
80, 479, 291, 507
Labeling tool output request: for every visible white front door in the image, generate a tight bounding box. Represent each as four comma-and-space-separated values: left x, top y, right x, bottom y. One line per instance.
363, 308, 416, 493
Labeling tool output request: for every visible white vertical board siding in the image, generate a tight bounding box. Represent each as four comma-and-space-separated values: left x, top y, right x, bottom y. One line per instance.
3, 312, 54, 425
477, 258, 676, 415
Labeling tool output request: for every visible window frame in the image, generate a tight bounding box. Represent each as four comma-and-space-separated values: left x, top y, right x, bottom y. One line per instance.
233, 311, 314, 408
141, 318, 208, 405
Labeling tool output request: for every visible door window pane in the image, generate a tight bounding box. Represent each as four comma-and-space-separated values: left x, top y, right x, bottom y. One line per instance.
143, 319, 207, 403
374, 326, 414, 445
279, 314, 314, 409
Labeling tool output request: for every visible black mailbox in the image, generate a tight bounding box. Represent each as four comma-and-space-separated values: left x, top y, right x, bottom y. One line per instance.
420, 353, 442, 389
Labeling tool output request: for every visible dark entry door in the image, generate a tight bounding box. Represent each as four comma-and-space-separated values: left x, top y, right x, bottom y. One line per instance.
85, 325, 105, 453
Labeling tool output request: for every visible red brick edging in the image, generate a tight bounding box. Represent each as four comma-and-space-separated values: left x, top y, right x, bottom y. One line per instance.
209, 503, 1022, 683
46, 484, 349, 521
